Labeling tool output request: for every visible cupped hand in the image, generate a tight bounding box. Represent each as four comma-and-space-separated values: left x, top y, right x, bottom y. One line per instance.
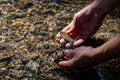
57, 46, 100, 71
56, 3, 104, 47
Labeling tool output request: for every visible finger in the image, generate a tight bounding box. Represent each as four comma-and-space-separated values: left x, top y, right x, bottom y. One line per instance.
56, 32, 61, 38
58, 57, 75, 67
65, 26, 74, 33
62, 22, 72, 32
74, 34, 84, 46
73, 32, 91, 46
66, 16, 80, 34
56, 22, 72, 38
74, 39, 84, 46
65, 42, 75, 49
60, 38, 67, 44
65, 27, 79, 38
64, 49, 74, 58
66, 43, 71, 48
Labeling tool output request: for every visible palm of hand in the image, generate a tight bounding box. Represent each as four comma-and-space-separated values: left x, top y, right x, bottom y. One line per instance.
58, 46, 96, 71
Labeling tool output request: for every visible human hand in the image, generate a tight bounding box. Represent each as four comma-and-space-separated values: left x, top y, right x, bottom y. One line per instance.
57, 46, 101, 71
56, 34, 120, 72
56, 3, 104, 47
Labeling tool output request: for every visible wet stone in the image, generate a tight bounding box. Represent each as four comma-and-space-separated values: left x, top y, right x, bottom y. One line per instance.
45, 11, 54, 17
0, 29, 8, 35
48, 0, 60, 7
22, 2, 34, 10
53, 50, 66, 62
26, 60, 39, 71
0, 44, 6, 50
32, 29, 40, 36
0, 0, 119, 80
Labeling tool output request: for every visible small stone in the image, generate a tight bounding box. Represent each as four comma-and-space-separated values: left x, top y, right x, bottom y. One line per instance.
26, 60, 39, 71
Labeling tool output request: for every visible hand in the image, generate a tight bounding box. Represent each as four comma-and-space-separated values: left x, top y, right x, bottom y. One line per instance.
58, 46, 101, 71
56, 3, 104, 47
56, 34, 120, 72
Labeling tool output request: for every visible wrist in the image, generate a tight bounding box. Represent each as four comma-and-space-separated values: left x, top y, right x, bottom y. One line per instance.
91, 0, 119, 19
91, 46, 105, 65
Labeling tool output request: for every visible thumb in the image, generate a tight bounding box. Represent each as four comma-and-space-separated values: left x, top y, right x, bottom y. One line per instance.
58, 57, 75, 68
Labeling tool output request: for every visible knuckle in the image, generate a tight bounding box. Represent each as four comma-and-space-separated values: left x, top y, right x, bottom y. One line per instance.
74, 13, 79, 19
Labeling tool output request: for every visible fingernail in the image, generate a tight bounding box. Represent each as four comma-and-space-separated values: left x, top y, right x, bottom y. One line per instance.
60, 39, 66, 44
66, 43, 71, 48
56, 34, 61, 37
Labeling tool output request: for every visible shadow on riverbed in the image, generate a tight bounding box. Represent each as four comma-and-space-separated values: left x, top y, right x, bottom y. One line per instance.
78, 38, 105, 48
